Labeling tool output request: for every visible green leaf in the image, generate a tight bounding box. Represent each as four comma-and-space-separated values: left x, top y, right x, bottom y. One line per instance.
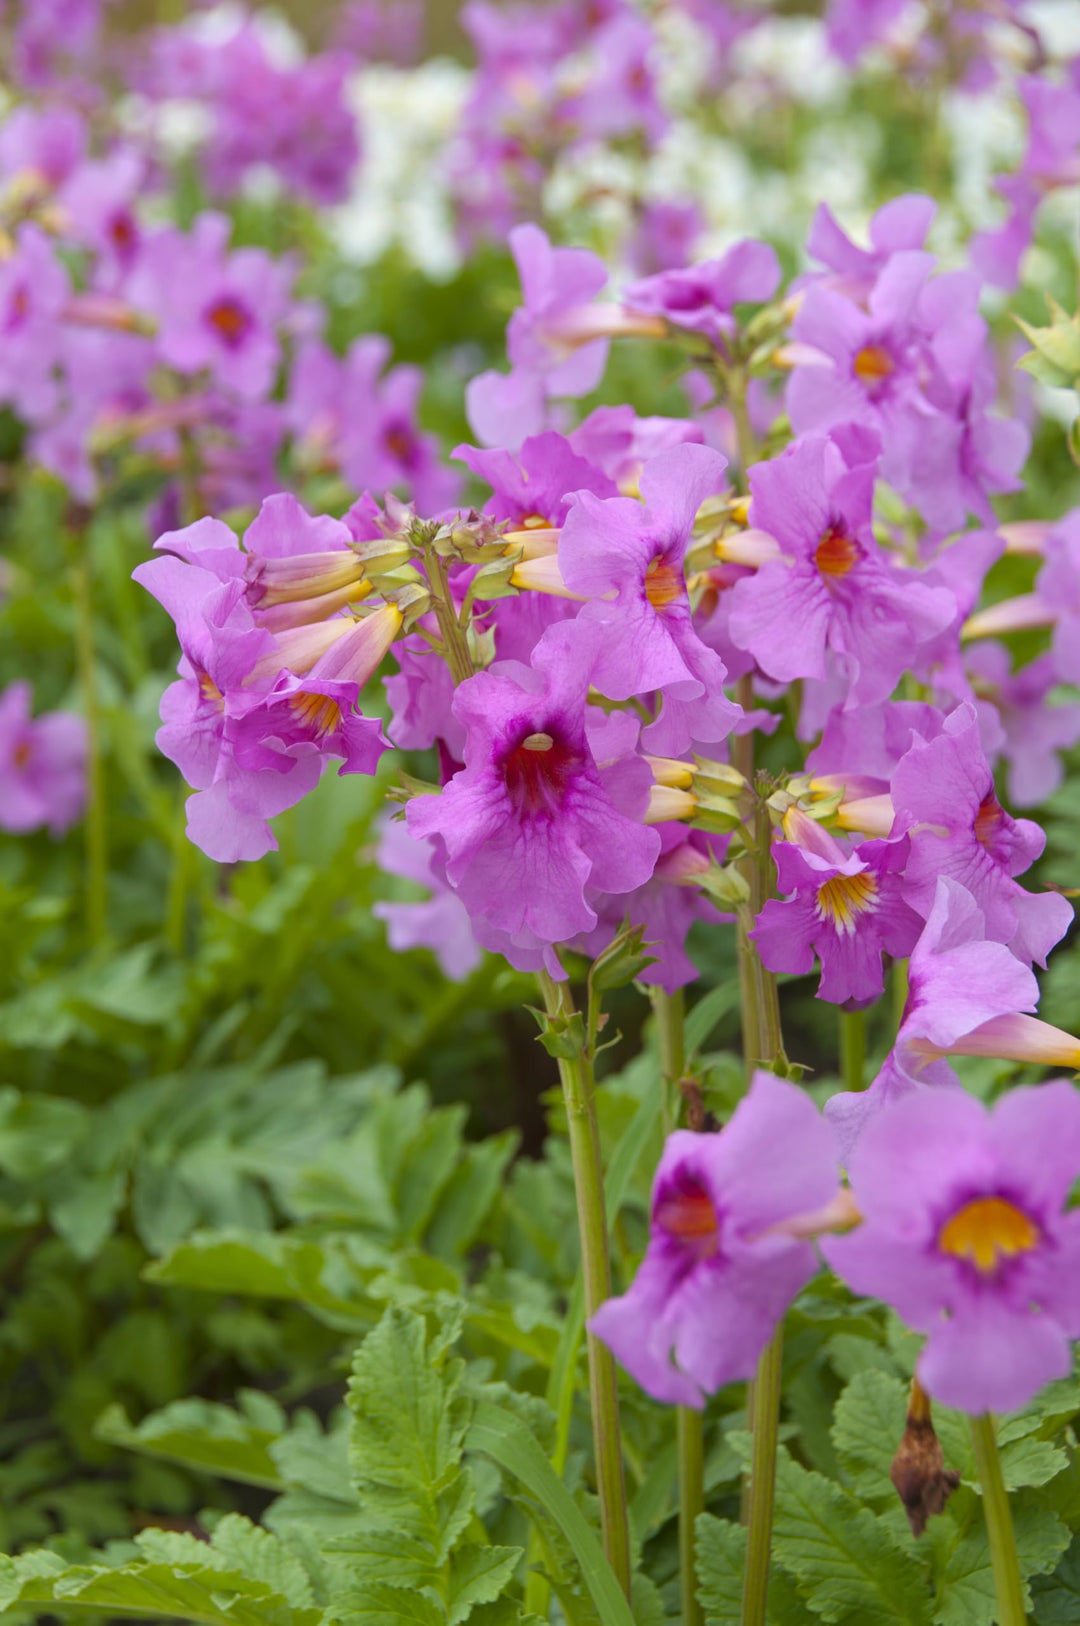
831, 1370, 908, 1500
465, 1401, 635, 1626
1031, 1531, 1080, 1624
145, 1230, 371, 1326
347, 1305, 470, 1504
0, 1515, 322, 1626
770, 1448, 933, 1623
685, 979, 740, 1055
695, 1514, 805, 1625
447, 1547, 522, 1626
932, 1497, 1070, 1626
94, 1398, 285, 1490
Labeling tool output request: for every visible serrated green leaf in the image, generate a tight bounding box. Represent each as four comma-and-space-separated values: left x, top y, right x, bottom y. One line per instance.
95, 1400, 284, 1490
447, 1546, 521, 1626
696, 1514, 804, 1625
1031, 1531, 1080, 1623
770, 1449, 933, 1624
0, 1517, 322, 1626
348, 1305, 469, 1500
831, 1370, 909, 1500
932, 1498, 1070, 1626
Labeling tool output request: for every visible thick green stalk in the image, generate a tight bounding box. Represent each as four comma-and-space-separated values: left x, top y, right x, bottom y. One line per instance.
738, 790, 785, 1626
839, 1008, 866, 1094
652, 984, 685, 1134
653, 988, 704, 1626
741, 1329, 783, 1626
678, 1405, 705, 1626
71, 542, 107, 945
538, 970, 632, 1601
970, 1414, 1028, 1626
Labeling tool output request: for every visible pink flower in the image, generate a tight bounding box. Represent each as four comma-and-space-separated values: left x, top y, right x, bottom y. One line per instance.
890, 702, 1072, 967
466, 224, 610, 449
555, 443, 740, 754
406, 621, 659, 974
753, 819, 921, 1006
726, 434, 954, 703
591, 1072, 838, 1406
0, 682, 86, 837
824, 1082, 1080, 1414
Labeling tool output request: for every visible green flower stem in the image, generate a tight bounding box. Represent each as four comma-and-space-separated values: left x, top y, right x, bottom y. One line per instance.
426, 548, 474, 686
652, 988, 705, 1626
70, 538, 107, 946
652, 984, 685, 1134
739, 788, 785, 1625
741, 1328, 783, 1626
970, 1413, 1028, 1626
839, 1008, 866, 1094
892, 957, 909, 1036
678, 1404, 705, 1626
538, 970, 632, 1602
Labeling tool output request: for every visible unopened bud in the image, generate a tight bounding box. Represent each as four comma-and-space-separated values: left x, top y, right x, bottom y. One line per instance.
890, 1379, 960, 1538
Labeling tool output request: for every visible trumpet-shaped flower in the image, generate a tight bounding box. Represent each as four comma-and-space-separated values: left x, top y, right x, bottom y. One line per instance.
465, 224, 611, 448
555, 443, 739, 754
590, 1072, 838, 1406
823, 1082, 1080, 1414
406, 621, 659, 973
890, 702, 1073, 967
623, 237, 781, 351
825, 878, 1053, 1155
753, 821, 921, 1006
0, 681, 87, 837
726, 435, 954, 703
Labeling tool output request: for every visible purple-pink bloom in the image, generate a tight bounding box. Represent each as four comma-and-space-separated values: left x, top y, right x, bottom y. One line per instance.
801, 195, 936, 301
823, 1081, 1080, 1414
1036, 509, 1080, 687
466, 224, 610, 449
753, 821, 921, 1006
577, 823, 727, 994
372, 817, 482, 982
406, 621, 660, 974
626, 200, 705, 279
568, 405, 703, 490
0, 681, 87, 837
624, 238, 781, 352
590, 1072, 838, 1406
0, 105, 86, 190
966, 642, 1080, 808
454, 430, 617, 525
555, 443, 740, 754
890, 702, 1072, 967
825, 877, 1039, 1156
289, 337, 458, 512
824, 0, 907, 63
726, 434, 954, 703
132, 214, 294, 402
0, 224, 72, 423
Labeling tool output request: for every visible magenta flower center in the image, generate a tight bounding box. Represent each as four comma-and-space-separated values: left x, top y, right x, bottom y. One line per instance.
205, 295, 254, 349
656, 1180, 719, 1260
5, 284, 31, 332
383, 421, 419, 468
815, 870, 878, 935
814, 524, 862, 579
502, 729, 581, 814
937, 1195, 1040, 1274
